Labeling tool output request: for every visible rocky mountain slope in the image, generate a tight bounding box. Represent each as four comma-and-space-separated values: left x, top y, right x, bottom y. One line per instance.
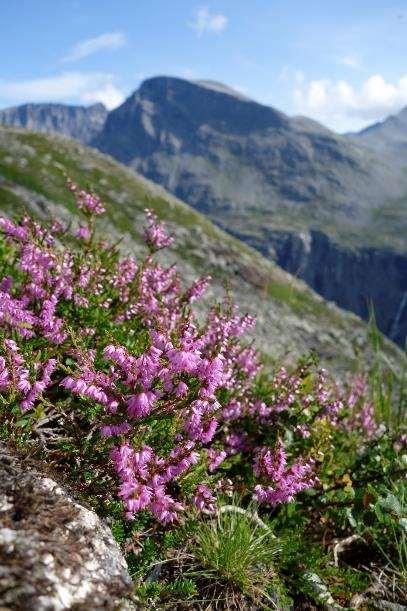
0, 102, 107, 144
0, 125, 402, 374
1, 79, 406, 346
91, 77, 407, 346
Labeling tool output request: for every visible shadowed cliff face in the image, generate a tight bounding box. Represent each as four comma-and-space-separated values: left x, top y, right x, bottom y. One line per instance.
227, 227, 407, 347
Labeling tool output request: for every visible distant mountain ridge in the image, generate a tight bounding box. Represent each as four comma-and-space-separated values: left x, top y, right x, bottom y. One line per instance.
1, 77, 406, 346
349, 106, 407, 158
0, 102, 107, 144
92, 77, 407, 346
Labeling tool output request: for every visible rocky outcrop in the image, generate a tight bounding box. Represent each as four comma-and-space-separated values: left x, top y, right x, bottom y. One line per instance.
0, 102, 107, 144
229, 227, 407, 347
0, 443, 133, 610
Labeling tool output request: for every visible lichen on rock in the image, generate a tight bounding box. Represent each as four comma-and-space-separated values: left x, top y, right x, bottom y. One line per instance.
0, 444, 133, 610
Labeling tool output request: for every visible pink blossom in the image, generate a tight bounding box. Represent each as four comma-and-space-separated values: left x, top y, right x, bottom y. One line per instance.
143, 208, 173, 251
193, 484, 216, 513
76, 225, 91, 240
128, 391, 156, 418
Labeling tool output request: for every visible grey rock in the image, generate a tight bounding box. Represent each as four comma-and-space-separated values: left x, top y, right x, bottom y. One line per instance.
0, 444, 133, 610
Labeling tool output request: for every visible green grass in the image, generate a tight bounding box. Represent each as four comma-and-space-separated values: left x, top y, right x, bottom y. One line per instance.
267, 277, 342, 323
0, 184, 25, 213
185, 504, 281, 605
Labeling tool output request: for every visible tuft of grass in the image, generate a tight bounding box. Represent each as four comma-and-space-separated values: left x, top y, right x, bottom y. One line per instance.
185, 503, 282, 605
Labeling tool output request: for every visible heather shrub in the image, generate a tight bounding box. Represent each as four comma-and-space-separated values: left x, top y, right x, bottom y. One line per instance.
0, 181, 329, 525
1, 181, 405, 608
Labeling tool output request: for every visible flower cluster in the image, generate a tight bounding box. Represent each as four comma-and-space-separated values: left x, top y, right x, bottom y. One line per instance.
253, 439, 318, 506
343, 374, 378, 438
0, 181, 340, 524
0, 339, 56, 412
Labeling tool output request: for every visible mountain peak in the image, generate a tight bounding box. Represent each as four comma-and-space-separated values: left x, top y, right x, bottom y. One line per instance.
134, 75, 274, 113
137, 75, 250, 101
349, 105, 407, 158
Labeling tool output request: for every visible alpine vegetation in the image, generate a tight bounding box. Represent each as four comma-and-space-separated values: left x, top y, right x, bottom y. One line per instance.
0, 182, 405, 608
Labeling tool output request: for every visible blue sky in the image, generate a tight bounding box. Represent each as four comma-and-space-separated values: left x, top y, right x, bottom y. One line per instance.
1, 0, 407, 132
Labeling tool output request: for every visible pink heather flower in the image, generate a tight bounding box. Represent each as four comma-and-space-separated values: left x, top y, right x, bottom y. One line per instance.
68, 181, 105, 215
143, 208, 173, 251
175, 381, 189, 397
150, 490, 184, 524
184, 400, 219, 443
112, 256, 138, 288
167, 348, 201, 374
254, 441, 287, 480
0, 276, 13, 293
103, 344, 136, 370
128, 391, 156, 418
0, 291, 37, 338
253, 440, 318, 507
76, 225, 91, 240
2, 339, 31, 395
61, 374, 118, 412
0, 356, 10, 391
20, 358, 57, 412
201, 418, 218, 443
222, 399, 244, 421
225, 431, 250, 455
0, 217, 29, 241
198, 356, 224, 394
193, 484, 216, 513
184, 275, 211, 303
207, 449, 227, 472
100, 421, 132, 437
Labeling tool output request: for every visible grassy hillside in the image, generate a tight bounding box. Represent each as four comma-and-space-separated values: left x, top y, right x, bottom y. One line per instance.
0, 125, 403, 374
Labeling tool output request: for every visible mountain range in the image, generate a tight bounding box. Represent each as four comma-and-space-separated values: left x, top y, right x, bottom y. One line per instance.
1, 76, 406, 347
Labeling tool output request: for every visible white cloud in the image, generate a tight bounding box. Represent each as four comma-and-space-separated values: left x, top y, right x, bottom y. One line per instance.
62, 31, 126, 62
188, 7, 228, 36
81, 83, 125, 109
293, 73, 407, 132
0, 72, 125, 110
339, 54, 362, 70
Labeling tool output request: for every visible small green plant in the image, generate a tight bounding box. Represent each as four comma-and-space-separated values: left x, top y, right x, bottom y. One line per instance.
185, 502, 281, 605
347, 479, 407, 602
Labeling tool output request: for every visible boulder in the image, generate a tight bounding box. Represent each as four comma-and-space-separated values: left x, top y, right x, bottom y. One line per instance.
0, 444, 133, 610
